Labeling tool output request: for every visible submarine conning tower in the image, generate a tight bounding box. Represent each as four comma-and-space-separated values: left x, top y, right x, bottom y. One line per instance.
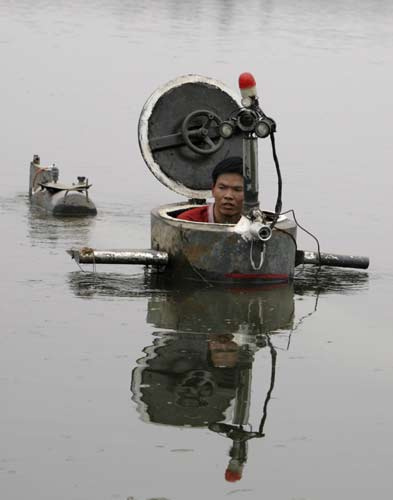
68, 73, 369, 282
140, 72, 298, 284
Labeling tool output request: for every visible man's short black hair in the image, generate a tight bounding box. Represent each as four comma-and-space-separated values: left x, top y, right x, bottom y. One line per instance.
212, 156, 243, 185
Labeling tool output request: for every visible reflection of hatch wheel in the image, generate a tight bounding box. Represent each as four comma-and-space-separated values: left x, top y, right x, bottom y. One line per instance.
181, 110, 224, 155
175, 370, 216, 407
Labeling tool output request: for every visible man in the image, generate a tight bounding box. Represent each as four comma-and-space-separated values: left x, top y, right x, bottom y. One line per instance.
208, 333, 239, 369
177, 157, 244, 224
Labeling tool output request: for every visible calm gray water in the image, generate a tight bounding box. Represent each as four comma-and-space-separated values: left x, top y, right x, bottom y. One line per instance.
1, 1, 392, 499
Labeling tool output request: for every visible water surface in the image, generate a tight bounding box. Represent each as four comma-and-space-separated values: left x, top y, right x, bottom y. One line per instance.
1, 1, 392, 499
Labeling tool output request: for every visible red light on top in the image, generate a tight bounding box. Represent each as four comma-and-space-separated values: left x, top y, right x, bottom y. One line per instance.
239, 72, 256, 90
225, 469, 242, 482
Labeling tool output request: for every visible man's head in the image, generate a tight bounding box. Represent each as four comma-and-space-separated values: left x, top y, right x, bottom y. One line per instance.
211, 157, 244, 224
208, 334, 239, 368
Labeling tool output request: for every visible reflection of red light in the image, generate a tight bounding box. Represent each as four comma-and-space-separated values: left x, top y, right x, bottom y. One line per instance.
225, 273, 288, 280
228, 282, 288, 293
239, 72, 256, 90
225, 469, 242, 482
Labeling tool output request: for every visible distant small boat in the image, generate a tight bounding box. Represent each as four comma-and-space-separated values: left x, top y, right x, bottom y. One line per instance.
29, 154, 97, 216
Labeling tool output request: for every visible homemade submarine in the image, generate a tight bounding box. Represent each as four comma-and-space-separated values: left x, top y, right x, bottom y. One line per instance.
29, 154, 97, 216
68, 73, 369, 284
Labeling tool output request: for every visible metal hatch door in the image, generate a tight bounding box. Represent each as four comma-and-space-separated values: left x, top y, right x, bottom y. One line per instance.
138, 74, 242, 199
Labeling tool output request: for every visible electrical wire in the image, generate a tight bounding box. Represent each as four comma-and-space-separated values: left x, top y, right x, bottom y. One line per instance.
267, 128, 322, 271
280, 208, 322, 271
269, 132, 283, 230
268, 131, 321, 270
250, 239, 265, 270
258, 334, 277, 436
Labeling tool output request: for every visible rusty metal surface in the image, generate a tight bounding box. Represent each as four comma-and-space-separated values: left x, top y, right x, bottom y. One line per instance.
66, 203, 297, 282
151, 203, 297, 284
67, 248, 168, 266
296, 250, 369, 269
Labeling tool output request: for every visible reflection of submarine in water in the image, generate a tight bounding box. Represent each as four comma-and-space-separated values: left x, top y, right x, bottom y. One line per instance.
131, 285, 294, 481
147, 284, 294, 337
65, 268, 369, 481
28, 203, 94, 248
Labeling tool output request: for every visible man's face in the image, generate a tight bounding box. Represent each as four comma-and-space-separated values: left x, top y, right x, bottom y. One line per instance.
208, 335, 239, 368
212, 173, 244, 223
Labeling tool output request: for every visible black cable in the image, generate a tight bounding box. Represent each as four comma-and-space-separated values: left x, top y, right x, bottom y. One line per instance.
280, 208, 322, 270
269, 132, 282, 229
267, 131, 321, 273
267, 130, 321, 271
258, 334, 277, 436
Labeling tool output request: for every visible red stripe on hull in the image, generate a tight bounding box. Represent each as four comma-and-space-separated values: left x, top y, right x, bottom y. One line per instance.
225, 273, 289, 281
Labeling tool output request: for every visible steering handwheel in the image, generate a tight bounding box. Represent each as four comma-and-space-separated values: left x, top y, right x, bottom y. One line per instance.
181, 109, 224, 155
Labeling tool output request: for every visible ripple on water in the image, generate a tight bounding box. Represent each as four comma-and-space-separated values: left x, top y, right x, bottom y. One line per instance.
67, 270, 175, 300
294, 266, 369, 296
